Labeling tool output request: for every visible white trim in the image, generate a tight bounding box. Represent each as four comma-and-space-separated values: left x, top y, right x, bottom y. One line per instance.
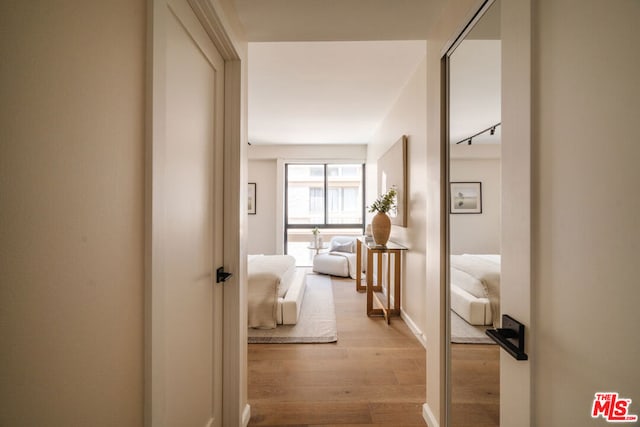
401, 309, 427, 349
275, 158, 285, 254
145, 2, 169, 425
187, 0, 239, 60
500, 0, 532, 424
241, 404, 251, 427
282, 158, 367, 164
221, 58, 245, 427
422, 403, 440, 427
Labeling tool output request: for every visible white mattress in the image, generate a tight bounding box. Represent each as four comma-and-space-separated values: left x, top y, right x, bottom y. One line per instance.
450, 254, 500, 326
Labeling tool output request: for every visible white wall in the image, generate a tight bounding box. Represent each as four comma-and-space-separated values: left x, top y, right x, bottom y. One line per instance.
248, 159, 277, 254
449, 148, 501, 255
367, 54, 428, 344
248, 144, 367, 254
0, 1, 146, 425
532, 1, 640, 425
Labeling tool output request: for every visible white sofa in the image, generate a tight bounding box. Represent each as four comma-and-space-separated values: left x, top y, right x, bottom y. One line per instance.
312, 236, 358, 279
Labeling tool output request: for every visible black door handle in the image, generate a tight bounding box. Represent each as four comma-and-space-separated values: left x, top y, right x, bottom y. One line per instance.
216, 267, 232, 283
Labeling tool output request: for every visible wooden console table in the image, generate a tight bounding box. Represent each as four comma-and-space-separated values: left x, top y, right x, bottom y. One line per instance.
355, 237, 407, 324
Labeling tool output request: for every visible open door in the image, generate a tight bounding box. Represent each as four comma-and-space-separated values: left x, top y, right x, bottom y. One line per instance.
148, 0, 225, 425
442, 1, 532, 425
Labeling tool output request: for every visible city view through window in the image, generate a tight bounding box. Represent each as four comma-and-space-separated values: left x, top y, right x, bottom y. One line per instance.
286, 163, 365, 266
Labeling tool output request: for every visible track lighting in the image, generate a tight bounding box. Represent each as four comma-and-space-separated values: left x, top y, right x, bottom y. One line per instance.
455, 122, 501, 145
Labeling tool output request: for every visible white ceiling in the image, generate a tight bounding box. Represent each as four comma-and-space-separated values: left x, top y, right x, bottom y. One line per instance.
449, 40, 501, 144
233, 0, 447, 42
248, 41, 427, 145
235, 0, 501, 146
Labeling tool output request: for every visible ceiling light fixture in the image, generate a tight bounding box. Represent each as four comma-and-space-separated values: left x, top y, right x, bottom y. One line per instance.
455, 122, 501, 145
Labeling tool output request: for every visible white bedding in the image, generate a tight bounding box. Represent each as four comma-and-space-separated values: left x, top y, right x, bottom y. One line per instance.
247, 255, 298, 329
450, 254, 501, 327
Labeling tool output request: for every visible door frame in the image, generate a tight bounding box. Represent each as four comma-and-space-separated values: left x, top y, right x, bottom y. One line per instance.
439, 0, 532, 425
145, 0, 247, 425
497, 1, 532, 423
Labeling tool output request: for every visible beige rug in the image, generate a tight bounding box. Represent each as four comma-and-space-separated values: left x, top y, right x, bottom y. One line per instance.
450, 310, 494, 344
248, 273, 337, 344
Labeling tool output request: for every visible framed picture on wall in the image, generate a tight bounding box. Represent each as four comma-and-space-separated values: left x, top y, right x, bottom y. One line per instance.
450, 182, 482, 214
248, 183, 256, 215
377, 135, 408, 226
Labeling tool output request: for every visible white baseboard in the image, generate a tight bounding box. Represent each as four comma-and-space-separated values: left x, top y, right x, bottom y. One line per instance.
242, 403, 251, 427
401, 309, 427, 349
422, 403, 440, 427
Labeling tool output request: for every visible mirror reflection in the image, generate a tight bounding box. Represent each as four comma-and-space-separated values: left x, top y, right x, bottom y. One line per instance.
448, 1, 501, 426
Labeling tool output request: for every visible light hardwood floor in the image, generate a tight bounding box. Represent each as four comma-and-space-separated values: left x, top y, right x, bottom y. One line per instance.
450, 344, 499, 427
247, 275, 499, 427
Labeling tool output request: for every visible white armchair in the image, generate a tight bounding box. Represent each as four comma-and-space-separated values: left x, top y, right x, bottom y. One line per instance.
312, 236, 358, 278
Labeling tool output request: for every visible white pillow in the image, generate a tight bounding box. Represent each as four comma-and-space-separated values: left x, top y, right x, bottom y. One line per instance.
331, 241, 353, 253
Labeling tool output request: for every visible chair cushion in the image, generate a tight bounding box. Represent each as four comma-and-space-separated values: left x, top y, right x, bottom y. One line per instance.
313, 253, 350, 277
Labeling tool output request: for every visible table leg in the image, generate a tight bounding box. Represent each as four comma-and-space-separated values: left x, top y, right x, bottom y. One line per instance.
356, 239, 364, 292
394, 249, 401, 312
366, 248, 374, 315
375, 252, 383, 293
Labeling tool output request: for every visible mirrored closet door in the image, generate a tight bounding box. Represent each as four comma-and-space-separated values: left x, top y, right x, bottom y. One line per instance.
446, 1, 502, 426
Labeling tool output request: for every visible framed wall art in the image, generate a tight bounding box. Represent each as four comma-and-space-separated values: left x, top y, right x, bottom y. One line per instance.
377, 135, 408, 226
450, 182, 482, 214
248, 183, 256, 215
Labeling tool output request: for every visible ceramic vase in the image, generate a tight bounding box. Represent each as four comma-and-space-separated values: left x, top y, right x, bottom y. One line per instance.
371, 212, 391, 246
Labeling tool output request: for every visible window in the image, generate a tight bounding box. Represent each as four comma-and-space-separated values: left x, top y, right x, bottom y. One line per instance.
285, 163, 365, 266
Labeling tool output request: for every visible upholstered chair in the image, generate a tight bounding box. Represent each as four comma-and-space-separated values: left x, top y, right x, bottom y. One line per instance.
312, 236, 358, 278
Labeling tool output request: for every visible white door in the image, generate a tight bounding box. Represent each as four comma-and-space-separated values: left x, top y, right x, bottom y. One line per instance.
163, 0, 224, 425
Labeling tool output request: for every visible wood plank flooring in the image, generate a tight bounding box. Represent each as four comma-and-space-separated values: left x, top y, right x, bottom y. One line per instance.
450, 344, 500, 427
247, 275, 499, 427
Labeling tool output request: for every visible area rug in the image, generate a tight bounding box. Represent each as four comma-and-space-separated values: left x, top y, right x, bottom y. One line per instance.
248, 273, 337, 344
450, 310, 494, 344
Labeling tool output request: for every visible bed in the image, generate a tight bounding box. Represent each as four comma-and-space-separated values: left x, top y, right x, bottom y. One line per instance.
247, 255, 306, 329
450, 254, 500, 327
